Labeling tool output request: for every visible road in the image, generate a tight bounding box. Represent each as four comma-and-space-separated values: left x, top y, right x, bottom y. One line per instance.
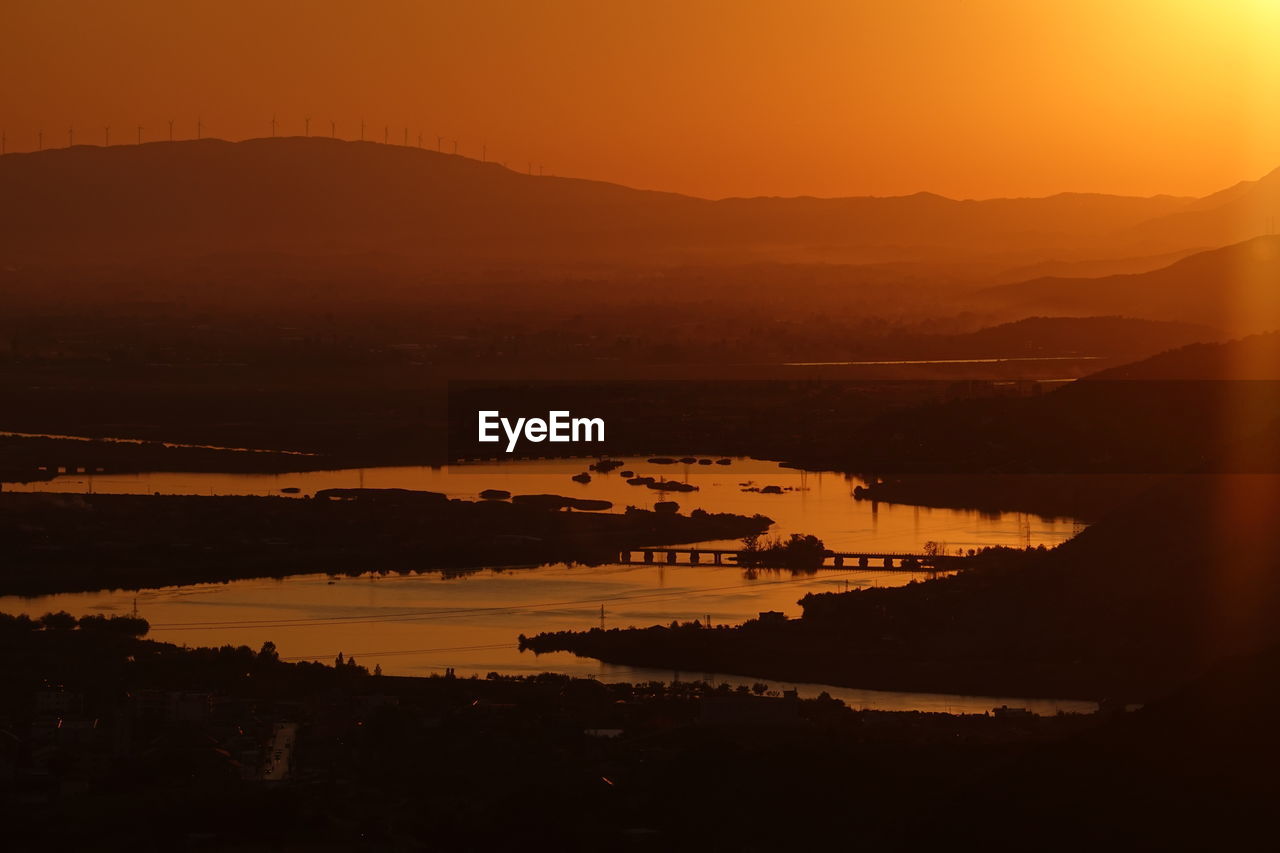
261, 721, 298, 781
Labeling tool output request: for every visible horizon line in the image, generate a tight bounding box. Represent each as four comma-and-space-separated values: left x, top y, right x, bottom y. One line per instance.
1, 133, 1271, 205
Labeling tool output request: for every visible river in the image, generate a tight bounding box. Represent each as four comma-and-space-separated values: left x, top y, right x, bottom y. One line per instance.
1, 455, 1091, 714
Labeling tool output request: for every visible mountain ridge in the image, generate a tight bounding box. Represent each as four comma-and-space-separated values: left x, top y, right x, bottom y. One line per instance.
976, 235, 1280, 334
0, 136, 1231, 272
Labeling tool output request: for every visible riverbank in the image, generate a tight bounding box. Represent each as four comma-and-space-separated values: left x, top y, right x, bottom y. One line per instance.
0, 491, 770, 596
7, 608, 1277, 850
522, 618, 1119, 703
520, 534, 1236, 704
0, 609, 1104, 849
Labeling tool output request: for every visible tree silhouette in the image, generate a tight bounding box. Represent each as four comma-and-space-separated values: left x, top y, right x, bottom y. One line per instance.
39, 611, 77, 631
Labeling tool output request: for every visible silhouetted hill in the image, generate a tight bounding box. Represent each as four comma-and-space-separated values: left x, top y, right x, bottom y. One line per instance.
1119, 165, 1280, 254
977, 236, 1280, 334
889, 468, 1280, 693
849, 332, 1280, 475
919, 315, 1221, 360
985, 247, 1201, 284
1083, 330, 1280, 379
925, 642, 1280, 848
0, 137, 1197, 271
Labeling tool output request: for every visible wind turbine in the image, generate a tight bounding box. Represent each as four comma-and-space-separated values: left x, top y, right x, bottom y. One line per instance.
360, 119, 365, 141
137, 125, 143, 145
436, 135, 443, 151
305, 116, 311, 137
68, 127, 74, 147
452, 138, 457, 154
271, 114, 277, 137
38, 129, 43, 150
383, 125, 388, 144
482, 142, 486, 162
168, 119, 174, 141
417, 132, 423, 148
104, 126, 110, 146
197, 117, 202, 139
331, 119, 336, 137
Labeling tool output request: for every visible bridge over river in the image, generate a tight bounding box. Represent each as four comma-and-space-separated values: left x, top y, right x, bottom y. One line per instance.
619, 548, 956, 570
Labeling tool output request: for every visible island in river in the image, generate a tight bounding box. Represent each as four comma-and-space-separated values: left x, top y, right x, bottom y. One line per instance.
0, 489, 770, 596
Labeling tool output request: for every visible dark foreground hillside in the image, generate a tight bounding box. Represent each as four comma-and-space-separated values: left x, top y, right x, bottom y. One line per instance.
2, 612, 1276, 851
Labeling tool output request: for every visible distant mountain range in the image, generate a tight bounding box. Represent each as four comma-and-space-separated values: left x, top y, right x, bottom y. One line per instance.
2, 137, 1274, 274
913, 315, 1222, 361
976, 235, 1280, 334
1118, 165, 1280, 253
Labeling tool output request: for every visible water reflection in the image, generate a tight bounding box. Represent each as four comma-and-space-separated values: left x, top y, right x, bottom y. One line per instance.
2, 456, 1082, 553
0, 561, 1094, 714
1, 456, 1089, 713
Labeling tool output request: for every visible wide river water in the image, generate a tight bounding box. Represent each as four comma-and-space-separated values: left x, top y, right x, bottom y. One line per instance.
1, 456, 1091, 714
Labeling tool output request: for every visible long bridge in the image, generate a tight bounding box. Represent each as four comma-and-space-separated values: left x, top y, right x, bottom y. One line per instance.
618, 548, 954, 570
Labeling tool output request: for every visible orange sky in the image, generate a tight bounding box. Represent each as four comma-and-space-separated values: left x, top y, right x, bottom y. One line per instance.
2, 0, 1278, 200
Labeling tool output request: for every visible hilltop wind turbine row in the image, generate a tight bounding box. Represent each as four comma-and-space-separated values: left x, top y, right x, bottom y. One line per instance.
0, 117, 550, 173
